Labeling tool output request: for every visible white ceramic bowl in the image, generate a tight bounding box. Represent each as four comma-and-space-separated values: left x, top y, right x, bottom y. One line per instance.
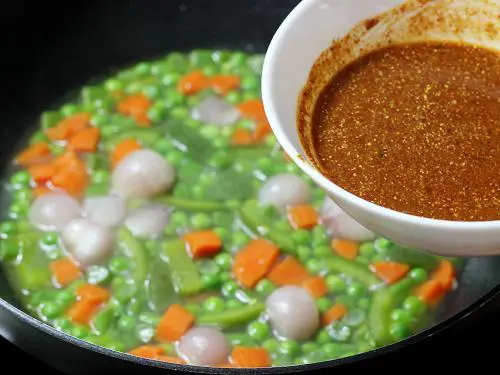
261, 0, 500, 257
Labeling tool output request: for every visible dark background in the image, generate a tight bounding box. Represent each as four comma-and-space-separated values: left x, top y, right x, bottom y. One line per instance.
0, 0, 499, 372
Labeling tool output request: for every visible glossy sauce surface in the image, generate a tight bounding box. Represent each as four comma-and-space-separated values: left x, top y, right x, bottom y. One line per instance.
311, 42, 500, 221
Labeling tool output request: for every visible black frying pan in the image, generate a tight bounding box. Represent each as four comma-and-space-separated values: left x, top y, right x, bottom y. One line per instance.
1, 1, 500, 373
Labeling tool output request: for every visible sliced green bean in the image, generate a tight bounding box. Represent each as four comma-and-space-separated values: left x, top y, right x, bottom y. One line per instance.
238, 200, 295, 252
161, 240, 203, 296
117, 228, 149, 286
92, 304, 119, 335
384, 243, 438, 270
157, 196, 228, 212
197, 302, 265, 329
227, 145, 270, 159
146, 254, 178, 313
368, 277, 414, 345
326, 258, 381, 288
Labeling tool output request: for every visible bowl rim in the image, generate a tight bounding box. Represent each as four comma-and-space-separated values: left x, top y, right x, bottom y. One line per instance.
261, 0, 500, 231
1, 284, 500, 373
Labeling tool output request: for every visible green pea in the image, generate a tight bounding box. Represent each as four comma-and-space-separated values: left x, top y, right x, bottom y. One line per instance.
41, 232, 58, 247
403, 296, 426, 317
212, 227, 230, 242
90, 170, 108, 185
327, 322, 351, 342
9, 203, 27, 218
190, 213, 213, 230
0, 221, 16, 236
101, 125, 117, 138
104, 79, 123, 92
323, 343, 341, 358
171, 211, 189, 226
371, 254, 386, 263
118, 315, 137, 332
374, 238, 390, 253
292, 230, 311, 246
170, 106, 189, 120
279, 339, 301, 357
142, 85, 160, 99
225, 91, 241, 104
391, 309, 413, 326
215, 253, 232, 270
138, 312, 161, 325
166, 150, 184, 166
71, 326, 89, 339
160, 343, 175, 355
357, 297, 371, 310
326, 275, 346, 293
109, 257, 130, 274
255, 279, 276, 296
55, 290, 76, 308
316, 297, 333, 313
221, 281, 238, 297
53, 317, 72, 331
208, 151, 231, 168
219, 271, 232, 283
313, 245, 331, 258
202, 274, 220, 290
409, 268, 428, 284
60, 103, 80, 116
203, 296, 225, 313
390, 322, 409, 340
10, 171, 31, 187
241, 75, 259, 90
0, 240, 19, 261
347, 282, 366, 298
134, 62, 151, 75
41, 302, 62, 319
359, 242, 375, 257
262, 338, 279, 353
161, 72, 181, 86
185, 304, 202, 317
227, 299, 243, 309
154, 138, 172, 154
311, 226, 329, 245
231, 232, 248, 248
265, 134, 277, 147
12, 189, 31, 204
146, 106, 164, 122
87, 266, 110, 285
297, 246, 312, 262
305, 259, 327, 274
300, 342, 318, 355
247, 321, 270, 341
316, 329, 331, 345
274, 220, 290, 232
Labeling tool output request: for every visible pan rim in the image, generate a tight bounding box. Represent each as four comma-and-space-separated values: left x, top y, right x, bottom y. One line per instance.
1, 283, 499, 373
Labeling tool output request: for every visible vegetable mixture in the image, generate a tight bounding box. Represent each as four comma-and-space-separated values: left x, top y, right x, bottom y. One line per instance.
0, 50, 460, 368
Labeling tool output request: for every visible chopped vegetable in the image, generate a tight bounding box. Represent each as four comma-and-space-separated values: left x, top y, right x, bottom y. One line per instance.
210, 75, 240, 95
117, 94, 152, 127
231, 128, 253, 145
302, 276, 328, 298
288, 205, 319, 229
231, 346, 271, 368
156, 304, 195, 342
111, 139, 142, 168
28, 163, 56, 184
66, 299, 100, 325
15, 142, 51, 167
331, 239, 359, 260
322, 303, 347, 326
267, 256, 309, 286
128, 345, 163, 359
184, 230, 222, 258
431, 260, 454, 290
384, 243, 438, 270
49, 257, 82, 287
253, 120, 272, 142
67, 127, 100, 152
414, 280, 445, 305
371, 261, 410, 284
177, 70, 210, 95
45, 113, 91, 141
237, 100, 266, 122
76, 284, 111, 304
232, 238, 280, 288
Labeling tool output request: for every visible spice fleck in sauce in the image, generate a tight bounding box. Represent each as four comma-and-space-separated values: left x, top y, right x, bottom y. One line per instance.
311, 42, 500, 221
